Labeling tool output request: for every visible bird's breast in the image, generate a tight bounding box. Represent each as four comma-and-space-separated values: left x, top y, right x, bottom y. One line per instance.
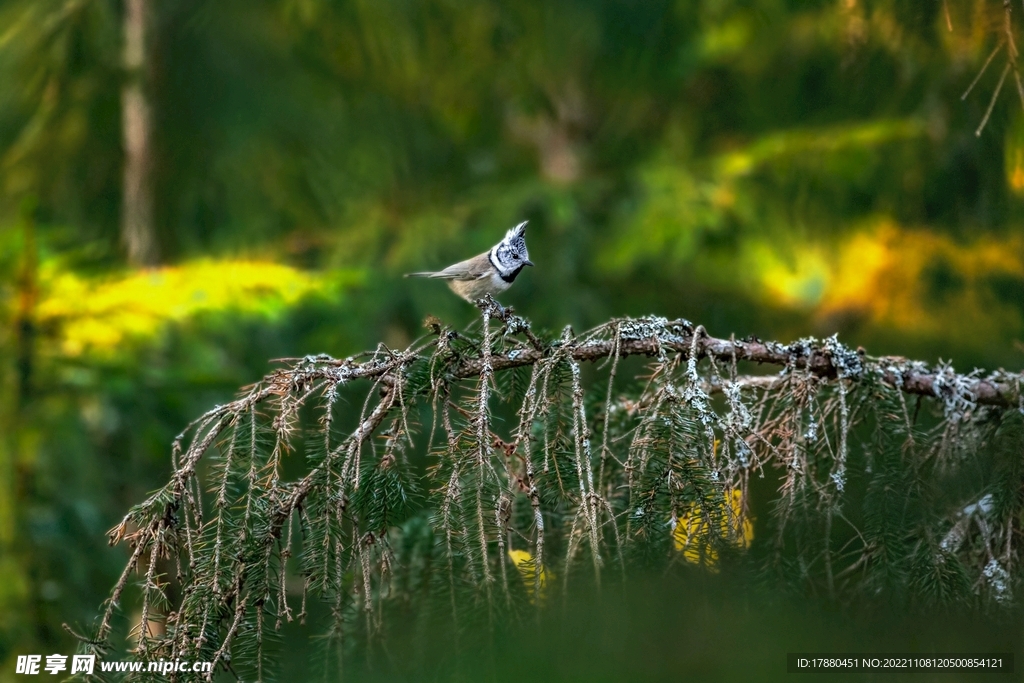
489, 270, 513, 291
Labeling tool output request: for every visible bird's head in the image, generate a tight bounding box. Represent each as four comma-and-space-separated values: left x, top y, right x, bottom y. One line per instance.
492, 221, 533, 275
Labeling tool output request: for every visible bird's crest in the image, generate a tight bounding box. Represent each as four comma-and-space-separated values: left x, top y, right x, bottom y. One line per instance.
503, 221, 528, 242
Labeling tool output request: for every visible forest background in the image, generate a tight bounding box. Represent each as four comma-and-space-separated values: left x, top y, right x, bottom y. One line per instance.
2, 0, 1024, 680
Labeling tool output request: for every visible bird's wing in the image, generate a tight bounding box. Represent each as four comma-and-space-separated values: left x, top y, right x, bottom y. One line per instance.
414, 252, 492, 281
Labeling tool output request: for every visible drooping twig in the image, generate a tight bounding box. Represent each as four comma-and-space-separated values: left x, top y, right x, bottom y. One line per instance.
962, 40, 1005, 102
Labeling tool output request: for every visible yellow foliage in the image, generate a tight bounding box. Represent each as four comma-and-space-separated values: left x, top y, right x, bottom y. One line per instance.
749, 242, 830, 308
1008, 145, 1024, 195
1005, 114, 1024, 196
508, 549, 550, 601
715, 119, 925, 180
34, 259, 353, 358
816, 221, 1024, 337
673, 489, 753, 569
601, 118, 927, 272
744, 220, 1024, 352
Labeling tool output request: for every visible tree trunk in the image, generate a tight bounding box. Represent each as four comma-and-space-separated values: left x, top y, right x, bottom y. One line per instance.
121, 0, 158, 266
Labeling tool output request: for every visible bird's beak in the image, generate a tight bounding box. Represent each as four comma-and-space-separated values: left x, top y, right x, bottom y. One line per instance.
524, 259, 535, 267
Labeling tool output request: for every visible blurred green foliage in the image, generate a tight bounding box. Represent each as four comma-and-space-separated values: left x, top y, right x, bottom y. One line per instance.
2, 0, 1024, 679
330, 571, 1022, 683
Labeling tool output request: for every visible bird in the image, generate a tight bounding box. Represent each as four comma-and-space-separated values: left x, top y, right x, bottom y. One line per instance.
406, 221, 533, 303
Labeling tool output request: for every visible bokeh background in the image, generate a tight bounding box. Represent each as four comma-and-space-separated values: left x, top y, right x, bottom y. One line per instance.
2, 0, 1024, 679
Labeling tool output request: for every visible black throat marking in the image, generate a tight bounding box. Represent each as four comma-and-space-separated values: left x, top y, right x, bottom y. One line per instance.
489, 250, 524, 283
499, 265, 524, 283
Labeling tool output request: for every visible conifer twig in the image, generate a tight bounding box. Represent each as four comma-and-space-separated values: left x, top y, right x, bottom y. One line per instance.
962, 40, 1004, 102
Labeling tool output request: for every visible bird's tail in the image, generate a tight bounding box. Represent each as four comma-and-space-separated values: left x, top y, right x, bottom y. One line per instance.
404, 272, 436, 278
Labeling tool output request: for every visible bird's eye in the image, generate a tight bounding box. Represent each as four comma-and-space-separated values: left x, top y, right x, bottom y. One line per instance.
513, 253, 520, 260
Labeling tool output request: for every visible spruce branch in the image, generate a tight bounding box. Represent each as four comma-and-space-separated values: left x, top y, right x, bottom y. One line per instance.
90, 313, 1024, 680
450, 320, 1020, 408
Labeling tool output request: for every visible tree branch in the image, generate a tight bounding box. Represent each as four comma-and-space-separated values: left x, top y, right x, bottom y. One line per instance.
450, 319, 1020, 408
